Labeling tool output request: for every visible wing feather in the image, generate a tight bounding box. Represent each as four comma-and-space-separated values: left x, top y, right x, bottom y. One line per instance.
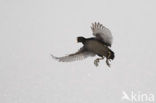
51, 47, 95, 62
91, 22, 113, 46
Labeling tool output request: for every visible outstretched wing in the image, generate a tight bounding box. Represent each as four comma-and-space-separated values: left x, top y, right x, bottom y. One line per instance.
51, 47, 95, 62
91, 22, 113, 46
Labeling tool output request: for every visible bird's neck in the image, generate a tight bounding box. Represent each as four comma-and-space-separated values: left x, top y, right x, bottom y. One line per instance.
81, 40, 87, 45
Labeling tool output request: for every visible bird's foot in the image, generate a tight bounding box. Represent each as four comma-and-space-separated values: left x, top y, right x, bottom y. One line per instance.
106, 59, 111, 67
94, 59, 99, 67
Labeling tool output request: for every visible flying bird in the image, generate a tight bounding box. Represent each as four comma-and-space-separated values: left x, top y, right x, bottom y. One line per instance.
51, 22, 115, 67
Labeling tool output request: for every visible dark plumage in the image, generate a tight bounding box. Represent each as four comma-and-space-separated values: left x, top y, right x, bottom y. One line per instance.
52, 22, 115, 67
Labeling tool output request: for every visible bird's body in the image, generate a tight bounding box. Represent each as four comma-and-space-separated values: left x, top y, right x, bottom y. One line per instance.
82, 38, 114, 59
51, 22, 115, 67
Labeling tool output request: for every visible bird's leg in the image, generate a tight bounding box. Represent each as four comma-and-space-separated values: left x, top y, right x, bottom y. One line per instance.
94, 57, 104, 67
105, 51, 112, 67
106, 59, 111, 67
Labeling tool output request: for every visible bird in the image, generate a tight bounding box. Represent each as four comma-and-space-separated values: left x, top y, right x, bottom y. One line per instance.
51, 22, 115, 67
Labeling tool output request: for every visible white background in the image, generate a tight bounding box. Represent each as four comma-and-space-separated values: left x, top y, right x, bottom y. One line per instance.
0, 0, 156, 103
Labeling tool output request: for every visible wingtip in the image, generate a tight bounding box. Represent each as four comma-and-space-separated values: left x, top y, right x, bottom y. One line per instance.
51, 54, 62, 63
51, 54, 57, 59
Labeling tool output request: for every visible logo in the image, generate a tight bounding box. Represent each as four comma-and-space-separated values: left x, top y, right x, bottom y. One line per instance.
121, 91, 155, 102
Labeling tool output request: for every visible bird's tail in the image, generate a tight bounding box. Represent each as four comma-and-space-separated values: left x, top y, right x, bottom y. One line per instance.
109, 50, 115, 60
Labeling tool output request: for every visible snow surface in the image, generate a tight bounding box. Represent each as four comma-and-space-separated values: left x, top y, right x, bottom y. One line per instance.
0, 0, 156, 103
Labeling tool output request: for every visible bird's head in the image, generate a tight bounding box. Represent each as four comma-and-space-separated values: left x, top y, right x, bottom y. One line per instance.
77, 36, 86, 43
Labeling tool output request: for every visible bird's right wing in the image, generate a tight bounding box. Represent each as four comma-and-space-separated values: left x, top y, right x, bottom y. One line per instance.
91, 22, 113, 46
51, 47, 95, 62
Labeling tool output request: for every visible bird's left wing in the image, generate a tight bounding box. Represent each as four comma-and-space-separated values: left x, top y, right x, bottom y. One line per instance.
91, 22, 113, 46
51, 47, 95, 62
